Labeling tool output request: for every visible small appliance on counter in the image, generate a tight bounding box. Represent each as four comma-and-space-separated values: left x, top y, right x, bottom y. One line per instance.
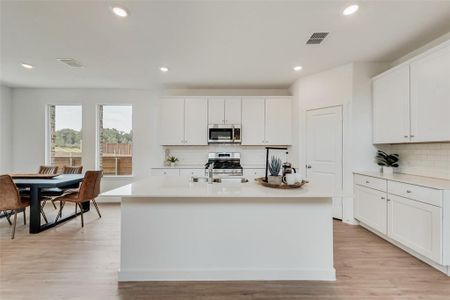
204, 152, 243, 176
208, 124, 241, 144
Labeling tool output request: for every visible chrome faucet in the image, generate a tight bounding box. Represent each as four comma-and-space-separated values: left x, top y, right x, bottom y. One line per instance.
208, 162, 215, 184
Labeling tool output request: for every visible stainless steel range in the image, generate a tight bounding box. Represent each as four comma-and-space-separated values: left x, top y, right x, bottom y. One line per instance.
205, 152, 243, 176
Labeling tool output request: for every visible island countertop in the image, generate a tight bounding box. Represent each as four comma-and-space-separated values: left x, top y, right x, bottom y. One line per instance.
101, 176, 335, 198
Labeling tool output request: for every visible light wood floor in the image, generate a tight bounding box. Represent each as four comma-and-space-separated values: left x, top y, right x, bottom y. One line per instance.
1, 203, 449, 299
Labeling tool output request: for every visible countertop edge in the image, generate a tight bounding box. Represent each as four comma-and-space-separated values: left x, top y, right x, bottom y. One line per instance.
353, 171, 450, 190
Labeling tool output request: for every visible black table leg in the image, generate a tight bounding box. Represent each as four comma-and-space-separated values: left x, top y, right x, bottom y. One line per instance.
29, 186, 41, 234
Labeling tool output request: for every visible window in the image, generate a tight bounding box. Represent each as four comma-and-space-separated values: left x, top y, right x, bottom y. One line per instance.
48, 105, 82, 168
98, 105, 133, 175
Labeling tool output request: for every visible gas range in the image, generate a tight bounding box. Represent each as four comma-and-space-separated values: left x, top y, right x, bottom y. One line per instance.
205, 152, 243, 176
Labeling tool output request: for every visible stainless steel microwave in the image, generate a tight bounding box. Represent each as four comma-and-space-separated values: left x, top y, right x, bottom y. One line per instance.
208, 124, 241, 144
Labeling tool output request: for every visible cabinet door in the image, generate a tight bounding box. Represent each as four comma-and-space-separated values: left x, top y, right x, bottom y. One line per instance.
354, 185, 388, 234
185, 98, 208, 145
265, 98, 292, 145
243, 168, 266, 177
151, 168, 180, 176
179, 169, 206, 177
410, 45, 450, 142
208, 98, 225, 124
241, 98, 266, 145
388, 194, 442, 263
224, 97, 242, 124
160, 98, 185, 145
372, 65, 411, 144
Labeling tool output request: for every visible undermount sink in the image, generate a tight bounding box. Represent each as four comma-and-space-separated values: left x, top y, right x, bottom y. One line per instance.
191, 176, 248, 183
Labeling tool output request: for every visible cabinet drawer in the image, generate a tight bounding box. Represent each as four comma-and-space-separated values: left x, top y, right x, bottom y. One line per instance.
388, 181, 442, 207
151, 168, 180, 176
354, 174, 387, 192
179, 169, 206, 177
243, 168, 266, 177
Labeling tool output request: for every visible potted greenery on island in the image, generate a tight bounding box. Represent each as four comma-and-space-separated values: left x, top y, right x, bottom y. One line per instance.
166, 156, 179, 167
268, 156, 282, 184
376, 150, 399, 174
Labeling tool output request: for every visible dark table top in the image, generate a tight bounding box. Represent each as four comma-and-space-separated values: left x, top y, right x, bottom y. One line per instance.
13, 174, 84, 188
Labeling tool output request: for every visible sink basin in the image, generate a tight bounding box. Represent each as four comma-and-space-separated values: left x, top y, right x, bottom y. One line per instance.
191, 176, 248, 183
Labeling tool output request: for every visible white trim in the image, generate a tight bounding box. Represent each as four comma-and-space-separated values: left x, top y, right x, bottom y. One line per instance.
118, 268, 336, 282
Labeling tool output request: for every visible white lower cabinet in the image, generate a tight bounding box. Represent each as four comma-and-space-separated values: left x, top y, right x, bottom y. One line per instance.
243, 168, 266, 177
151, 168, 180, 176
179, 169, 206, 177
354, 173, 448, 273
354, 185, 387, 234
387, 194, 442, 263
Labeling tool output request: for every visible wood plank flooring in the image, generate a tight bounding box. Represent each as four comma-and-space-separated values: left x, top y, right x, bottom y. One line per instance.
1, 203, 449, 299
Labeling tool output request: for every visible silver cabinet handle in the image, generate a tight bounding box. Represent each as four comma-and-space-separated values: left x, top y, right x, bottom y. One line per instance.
381, 197, 385, 200
306, 165, 312, 169
365, 180, 370, 184
404, 135, 409, 138
410, 135, 415, 138
406, 190, 412, 193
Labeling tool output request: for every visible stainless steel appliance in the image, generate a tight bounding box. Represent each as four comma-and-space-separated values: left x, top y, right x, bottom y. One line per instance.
208, 124, 241, 144
205, 152, 243, 176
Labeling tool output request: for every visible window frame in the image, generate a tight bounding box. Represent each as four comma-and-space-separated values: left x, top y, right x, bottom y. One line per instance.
96, 104, 134, 177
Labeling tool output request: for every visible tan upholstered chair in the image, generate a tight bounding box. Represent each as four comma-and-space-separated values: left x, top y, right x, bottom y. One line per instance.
38, 165, 59, 175
0, 175, 30, 239
62, 165, 83, 174
53, 171, 103, 227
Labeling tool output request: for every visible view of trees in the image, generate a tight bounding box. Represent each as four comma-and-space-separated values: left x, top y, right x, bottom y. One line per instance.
55, 128, 132, 148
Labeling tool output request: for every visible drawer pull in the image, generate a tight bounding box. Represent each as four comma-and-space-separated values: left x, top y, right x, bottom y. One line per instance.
406, 190, 412, 193
381, 197, 385, 200
365, 181, 370, 184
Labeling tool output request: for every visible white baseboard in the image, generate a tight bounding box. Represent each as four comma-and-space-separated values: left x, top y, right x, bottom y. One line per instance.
118, 268, 336, 282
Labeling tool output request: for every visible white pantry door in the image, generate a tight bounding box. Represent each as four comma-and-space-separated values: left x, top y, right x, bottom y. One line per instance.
306, 106, 343, 219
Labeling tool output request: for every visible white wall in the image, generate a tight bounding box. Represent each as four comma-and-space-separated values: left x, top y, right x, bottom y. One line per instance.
10, 88, 290, 200
290, 62, 387, 224
0, 84, 13, 173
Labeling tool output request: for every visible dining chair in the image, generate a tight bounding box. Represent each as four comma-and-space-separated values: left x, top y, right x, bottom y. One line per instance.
0, 175, 30, 239
53, 170, 103, 227
38, 165, 59, 175
62, 165, 83, 174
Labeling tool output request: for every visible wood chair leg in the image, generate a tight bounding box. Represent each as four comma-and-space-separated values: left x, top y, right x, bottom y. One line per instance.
11, 210, 17, 239
23, 208, 26, 225
92, 199, 101, 218
78, 203, 84, 227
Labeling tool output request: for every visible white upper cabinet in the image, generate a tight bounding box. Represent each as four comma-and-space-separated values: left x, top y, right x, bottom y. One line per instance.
265, 98, 292, 145
373, 65, 410, 144
185, 98, 208, 145
160, 98, 185, 145
160, 97, 207, 145
372, 42, 450, 144
242, 97, 292, 145
208, 98, 225, 124
208, 97, 241, 124
242, 98, 266, 145
410, 45, 450, 142
224, 97, 242, 124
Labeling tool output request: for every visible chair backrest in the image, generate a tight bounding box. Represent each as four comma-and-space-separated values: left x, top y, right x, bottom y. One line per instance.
39, 165, 59, 174
63, 165, 83, 174
0, 175, 21, 211
78, 171, 103, 201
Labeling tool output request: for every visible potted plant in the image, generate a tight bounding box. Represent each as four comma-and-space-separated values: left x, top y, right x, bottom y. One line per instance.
166, 156, 179, 167
376, 150, 399, 174
268, 156, 282, 184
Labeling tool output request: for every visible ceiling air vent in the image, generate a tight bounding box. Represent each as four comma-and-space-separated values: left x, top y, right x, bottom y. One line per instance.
56, 58, 83, 68
306, 32, 329, 44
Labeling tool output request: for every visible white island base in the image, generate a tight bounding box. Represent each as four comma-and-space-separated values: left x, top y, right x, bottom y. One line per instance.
103, 176, 336, 282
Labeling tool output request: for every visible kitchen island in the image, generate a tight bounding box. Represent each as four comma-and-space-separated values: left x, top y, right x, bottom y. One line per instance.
102, 176, 336, 282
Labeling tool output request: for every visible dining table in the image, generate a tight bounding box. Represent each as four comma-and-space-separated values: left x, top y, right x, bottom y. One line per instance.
12, 174, 86, 233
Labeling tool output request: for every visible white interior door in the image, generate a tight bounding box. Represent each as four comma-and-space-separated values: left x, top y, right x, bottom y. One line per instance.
306, 106, 343, 219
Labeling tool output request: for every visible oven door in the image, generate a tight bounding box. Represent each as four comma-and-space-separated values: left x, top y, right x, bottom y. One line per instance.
208, 125, 234, 143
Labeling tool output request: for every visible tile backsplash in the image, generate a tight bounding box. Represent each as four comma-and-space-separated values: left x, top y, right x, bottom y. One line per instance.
377, 143, 450, 180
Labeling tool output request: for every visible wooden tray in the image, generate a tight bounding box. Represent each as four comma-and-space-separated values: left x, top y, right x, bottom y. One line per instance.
255, 177, 308, 189
10, 173, 60, 179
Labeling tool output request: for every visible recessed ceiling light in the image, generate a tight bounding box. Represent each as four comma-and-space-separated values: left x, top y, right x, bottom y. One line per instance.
160, 67, 169, 72
21, 63, 34, 69
111, 6, 128, 17
343, 4, 359, 16
293, 66, 303, 71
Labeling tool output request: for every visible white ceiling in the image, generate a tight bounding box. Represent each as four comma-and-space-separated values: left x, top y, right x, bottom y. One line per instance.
1, 0, 450, 89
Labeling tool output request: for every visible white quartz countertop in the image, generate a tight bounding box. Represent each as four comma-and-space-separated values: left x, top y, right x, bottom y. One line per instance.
152, 165, 266, 169
101, 176, 335, 198
354, 171, 450, 190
